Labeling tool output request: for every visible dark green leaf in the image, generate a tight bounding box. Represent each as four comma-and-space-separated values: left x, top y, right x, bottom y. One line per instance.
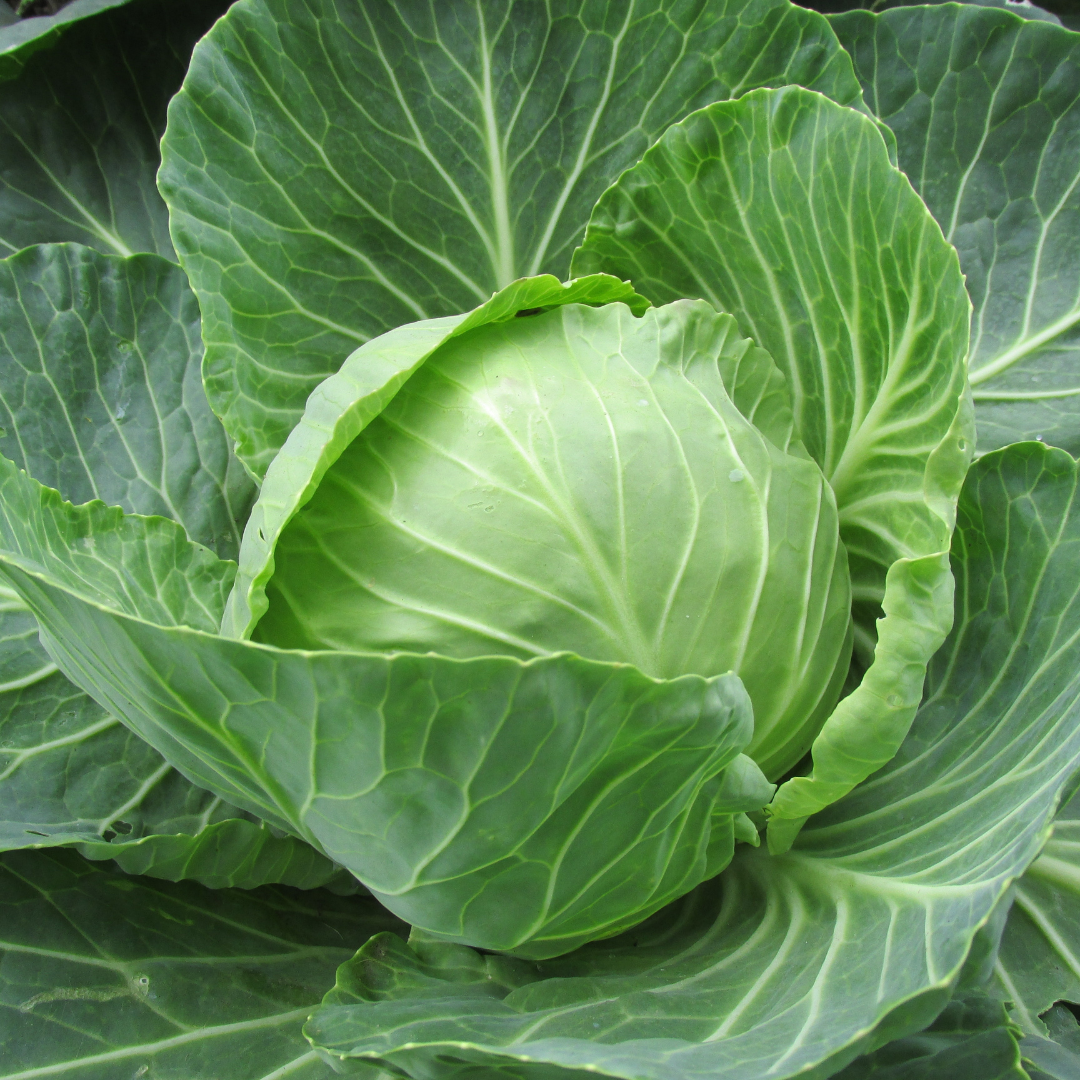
0, 0, 140, 82
829, 4, 1080, 454
0, 242, 341, 890
994, 792, 1080, 1032
0, 244, 254, 562
0, 848, 403, 1079
832, 992, 1026, 1080
0, 667, 354, 891
0, 0, 230, 259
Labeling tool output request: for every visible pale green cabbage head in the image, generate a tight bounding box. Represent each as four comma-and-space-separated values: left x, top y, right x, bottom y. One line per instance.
257, 299, 853, 781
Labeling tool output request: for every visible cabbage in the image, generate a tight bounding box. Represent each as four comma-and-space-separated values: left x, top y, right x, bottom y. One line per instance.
0, 0, 1078, 1076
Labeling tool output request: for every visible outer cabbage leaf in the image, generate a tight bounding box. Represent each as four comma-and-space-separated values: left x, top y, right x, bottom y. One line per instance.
571, 85, 972, 848
0, 0, 138, 83
0, 666, 353, 892
0, 499, 346, 890
0, 582, 54, 692
0, 242, 349, 891
0, 244, 253, 562
830, 992, 1025, 1080
157, 0, 869, 475
0, 848, 404, 1080
993, 791, 1080, 1033
830, 4, 1080, 456
0, 0, 230, 260
1023, 1005, 1080, 1080
299, 442, 1080, 1079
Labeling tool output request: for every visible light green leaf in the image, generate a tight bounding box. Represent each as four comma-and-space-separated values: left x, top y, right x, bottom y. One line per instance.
0, 848, 403, 1080
226, 272, 651, 638
0, 0, 230, 260
157, 0, 869, 475
830, 4, 1080, 455
0, 244, 253, 561
571, 84, 972, 845
993, 791, 1080, 1034
301, 441, 1080, 1080
0, 459, 323, 889
0, 447, 772, 957
0, 461, 233, 635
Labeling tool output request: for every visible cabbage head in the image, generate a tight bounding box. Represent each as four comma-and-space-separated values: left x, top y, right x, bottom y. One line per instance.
0, 76, 971, 958
247, 298, 852, 781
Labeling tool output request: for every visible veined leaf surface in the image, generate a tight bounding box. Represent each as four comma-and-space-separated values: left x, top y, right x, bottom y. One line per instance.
0, 0, 230, 260
158, 0, 868, 475
0, 668, 352, 892
0, 584, 54, 693
830, 4, 1080, 455
0, 242, 344, 890
248, 294, 850, 781
994, 790, 1080, 1034
0, 849, 403, 1079
0, 446, 768, 957
302, 442, 1080, 1080
0, 245, 253, 562
828, 992, 1025, 1080
1022, 1003, 1080, 1080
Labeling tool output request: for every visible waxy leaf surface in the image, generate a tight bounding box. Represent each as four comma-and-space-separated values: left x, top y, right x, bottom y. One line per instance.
0, 0, 230, 260
0, 849, 402, 1079
831, 4, 1080, 454
572, 85, 971, 842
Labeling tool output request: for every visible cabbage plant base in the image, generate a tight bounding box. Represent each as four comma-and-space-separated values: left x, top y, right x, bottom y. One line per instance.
0, 446, 777, 958
0, 90, 969, 958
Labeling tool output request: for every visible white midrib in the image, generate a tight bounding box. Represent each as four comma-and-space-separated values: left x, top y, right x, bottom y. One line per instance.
969, 305, 1080, 387
0, 1009, 316, 1079
478, 6, 514, 287
8, 129, 134, 258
